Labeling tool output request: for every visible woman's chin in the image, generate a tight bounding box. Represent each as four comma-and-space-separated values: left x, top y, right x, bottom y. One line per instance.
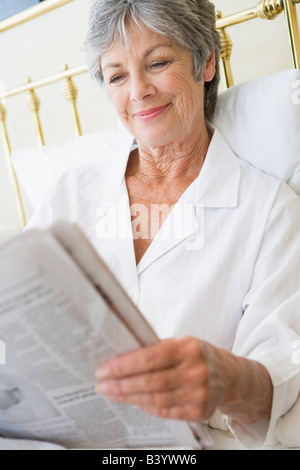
121, 116, 179, 148
132, 126, 177, 149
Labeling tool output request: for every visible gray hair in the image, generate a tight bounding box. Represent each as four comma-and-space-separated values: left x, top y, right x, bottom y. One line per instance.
85, 0, 221, 121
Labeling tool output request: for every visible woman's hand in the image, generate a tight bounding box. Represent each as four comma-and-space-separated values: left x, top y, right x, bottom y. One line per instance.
95, 337, 272, 423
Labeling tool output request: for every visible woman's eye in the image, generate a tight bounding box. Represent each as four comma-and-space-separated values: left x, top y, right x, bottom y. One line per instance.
110, 75, 125, 85
150, 62, 168, 69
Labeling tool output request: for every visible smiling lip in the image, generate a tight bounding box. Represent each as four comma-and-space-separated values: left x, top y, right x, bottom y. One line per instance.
134, 104, 170, 121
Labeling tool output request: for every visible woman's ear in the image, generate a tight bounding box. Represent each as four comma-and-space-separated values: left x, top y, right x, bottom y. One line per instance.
202, 50, 216, 82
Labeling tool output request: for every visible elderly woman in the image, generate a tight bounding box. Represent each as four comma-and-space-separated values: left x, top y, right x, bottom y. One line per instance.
28, 0, 300, 449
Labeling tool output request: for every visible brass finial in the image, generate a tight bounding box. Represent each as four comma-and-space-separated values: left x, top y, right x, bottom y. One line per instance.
62, 64, 82, 137
218, 28, 233, 61
26, 77, 41, 112
0, 100, 7, 121
255, 0, 284, 20
62, 64, 78, 102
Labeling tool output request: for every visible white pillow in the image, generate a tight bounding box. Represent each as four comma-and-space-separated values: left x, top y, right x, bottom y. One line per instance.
212, 69, 300, 196
12, 69, 300, 211
12, 128, 131, 211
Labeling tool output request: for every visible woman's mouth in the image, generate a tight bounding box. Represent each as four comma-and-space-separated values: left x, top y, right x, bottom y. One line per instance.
134, 104, 170, 121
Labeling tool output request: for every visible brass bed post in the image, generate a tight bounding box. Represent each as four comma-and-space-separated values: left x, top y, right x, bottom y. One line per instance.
216, 0, 300, 86
282, 0, 300, 68
0, 101, 27, 228
62, 64, 83, 137
26, 78, 45, 147
0, 65, 87, 230
216, 11, 234, 88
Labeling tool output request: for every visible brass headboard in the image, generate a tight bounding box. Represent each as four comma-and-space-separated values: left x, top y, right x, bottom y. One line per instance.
217, 0, 300, 88
0, 0, 299, 229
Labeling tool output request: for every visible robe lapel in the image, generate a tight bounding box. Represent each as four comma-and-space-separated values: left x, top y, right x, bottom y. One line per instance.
137, 191, 203, 275
80, 127, 241, 283
81, 130, 139, 288
94, 185, 139, 289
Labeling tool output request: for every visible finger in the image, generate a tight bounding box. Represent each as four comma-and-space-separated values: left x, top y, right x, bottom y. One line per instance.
96, 339, 180, 379
98, 385, 207, 410
97, 368, 178, 395
100, 390, 184, 409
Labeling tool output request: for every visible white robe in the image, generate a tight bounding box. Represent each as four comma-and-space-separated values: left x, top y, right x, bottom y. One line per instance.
22, 127, 300, 449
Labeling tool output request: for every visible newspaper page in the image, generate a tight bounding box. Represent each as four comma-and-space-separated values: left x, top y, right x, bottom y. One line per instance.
0, 228, 204, 449
50, 222, 160, 348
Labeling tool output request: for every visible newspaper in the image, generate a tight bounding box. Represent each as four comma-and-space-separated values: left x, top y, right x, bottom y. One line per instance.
0, 223, 212, 449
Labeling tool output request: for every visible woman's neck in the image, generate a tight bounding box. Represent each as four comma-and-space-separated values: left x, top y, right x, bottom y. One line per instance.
127, 125, 212, 186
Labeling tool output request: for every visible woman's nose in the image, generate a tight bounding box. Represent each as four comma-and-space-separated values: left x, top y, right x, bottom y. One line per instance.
130, 73, 157, 102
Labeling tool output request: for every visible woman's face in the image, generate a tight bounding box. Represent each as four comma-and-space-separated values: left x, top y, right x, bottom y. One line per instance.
101, 22, 214, 148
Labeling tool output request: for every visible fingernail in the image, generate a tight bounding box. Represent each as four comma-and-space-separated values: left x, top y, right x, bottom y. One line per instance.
96, 368, 110, 379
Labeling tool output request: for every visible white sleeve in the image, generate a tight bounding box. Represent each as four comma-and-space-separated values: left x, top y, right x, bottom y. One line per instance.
227, 193, 300, 449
